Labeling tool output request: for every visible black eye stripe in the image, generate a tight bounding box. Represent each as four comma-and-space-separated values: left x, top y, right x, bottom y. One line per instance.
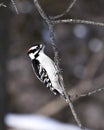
28, 47, 39, 54
28, 49, 36, 54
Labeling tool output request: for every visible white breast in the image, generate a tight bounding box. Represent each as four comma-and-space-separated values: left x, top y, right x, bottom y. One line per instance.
37, 51, 63, 95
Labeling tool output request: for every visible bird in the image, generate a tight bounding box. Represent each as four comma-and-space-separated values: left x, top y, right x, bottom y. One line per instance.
27, 44, 64, 96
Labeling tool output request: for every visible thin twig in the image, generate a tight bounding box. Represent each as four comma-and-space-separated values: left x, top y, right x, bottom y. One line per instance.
36, 74, 104, 116
69, 49, 104, 100
33, 0, 50, 24
51, 19, 104, 27
33, 0, 84, 129
11, 0, 19, 14
79, 87, 104, 98
69, 73, 104, 101
0, 3, 7, 7
65, 95, 85, 130
50, 0, 77, 19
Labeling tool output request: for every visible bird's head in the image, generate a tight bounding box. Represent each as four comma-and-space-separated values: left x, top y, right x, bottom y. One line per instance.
27, 44, 45, 60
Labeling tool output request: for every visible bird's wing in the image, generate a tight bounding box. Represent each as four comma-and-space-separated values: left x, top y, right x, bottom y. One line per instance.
31, 59, 60, 95
32, 59, 44, 83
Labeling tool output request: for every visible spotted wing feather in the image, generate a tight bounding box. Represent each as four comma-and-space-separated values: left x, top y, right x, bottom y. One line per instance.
32, 59, 60, 95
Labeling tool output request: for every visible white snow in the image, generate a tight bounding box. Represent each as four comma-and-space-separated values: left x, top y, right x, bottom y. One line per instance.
5, 113, 89, 130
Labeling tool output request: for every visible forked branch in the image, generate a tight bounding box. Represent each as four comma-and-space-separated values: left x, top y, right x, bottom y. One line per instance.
33, 0, 85, 129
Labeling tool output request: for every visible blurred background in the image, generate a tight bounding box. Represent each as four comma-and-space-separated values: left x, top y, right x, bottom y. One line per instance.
0, 0, 104, 130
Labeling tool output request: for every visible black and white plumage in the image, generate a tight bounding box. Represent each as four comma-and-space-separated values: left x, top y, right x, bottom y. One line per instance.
27, 44, 64, 96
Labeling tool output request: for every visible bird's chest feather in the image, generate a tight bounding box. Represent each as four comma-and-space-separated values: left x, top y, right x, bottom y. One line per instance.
37, 53, 58, 81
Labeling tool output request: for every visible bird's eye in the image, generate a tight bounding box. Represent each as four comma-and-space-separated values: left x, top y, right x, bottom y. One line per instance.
37, 45, 39, 49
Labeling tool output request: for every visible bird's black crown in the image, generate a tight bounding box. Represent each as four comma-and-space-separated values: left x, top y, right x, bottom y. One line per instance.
27, 44, 43, 55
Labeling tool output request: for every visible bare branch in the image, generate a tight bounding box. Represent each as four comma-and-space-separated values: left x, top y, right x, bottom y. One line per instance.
79, 87, 104, 98
33, 0, 60, 72
33, 0, 50, 24
48, 23, 77, 130
51, 19, 104, 27
69, 73, 104, 102
33, 0, 84, 129
66, 97, 85, 130
52, 46, 85, 129
50, 0, 77, 20
49, 19, 85, 130
37, 48, 104, 116
69, 49, 104, 100
0, 3, 7, 7
11, 0, 19, 14
33, 1, 104, 128
36, 74, 104, 116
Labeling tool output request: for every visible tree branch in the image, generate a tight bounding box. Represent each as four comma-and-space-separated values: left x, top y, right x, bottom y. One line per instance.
50, 0, 77, 19
33, 0, 84, 129
79, 87, 104, 98
36, 48, 104, 116
33, 0, 104, 129
51, 19, 104, 27
69, 74, 104, 101
11, 0, 19, 14
33, 0, 50, 24
36, 74, 104, 116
